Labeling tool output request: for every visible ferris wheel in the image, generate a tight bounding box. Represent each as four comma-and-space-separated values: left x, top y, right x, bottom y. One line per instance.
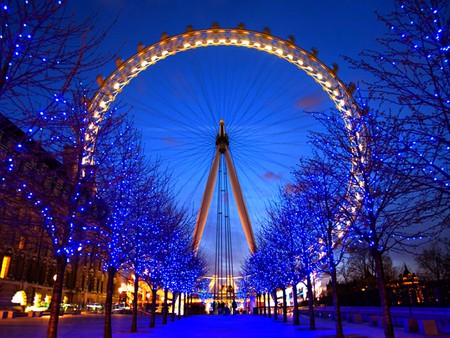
89, 24, 360, 277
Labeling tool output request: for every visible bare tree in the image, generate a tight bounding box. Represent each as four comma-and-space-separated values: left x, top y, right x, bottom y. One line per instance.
415, 244, 450, 282
340, 247, 400, 287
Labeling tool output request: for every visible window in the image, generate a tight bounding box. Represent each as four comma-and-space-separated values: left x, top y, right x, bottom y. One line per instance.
1, 256, 11, 278
18, 236, 25, 250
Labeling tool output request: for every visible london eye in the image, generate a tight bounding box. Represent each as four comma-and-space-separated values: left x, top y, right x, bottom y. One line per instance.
89, 26, 360, 297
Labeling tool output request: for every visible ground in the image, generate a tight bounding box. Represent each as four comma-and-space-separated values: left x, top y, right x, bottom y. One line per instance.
0, 313, 449, 338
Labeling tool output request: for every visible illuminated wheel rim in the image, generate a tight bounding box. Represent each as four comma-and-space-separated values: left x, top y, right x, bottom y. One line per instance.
88, 26, 365, 264
87, 26, 360, 164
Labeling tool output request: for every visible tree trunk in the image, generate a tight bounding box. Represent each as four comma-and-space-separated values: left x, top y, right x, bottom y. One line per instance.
46, 253, 67, 338
293, 284, 299, 326
330, 264, 344, 338
103, 266, 116, 338
178, 292, 182, 319
257, 293, 262, 315
149, 287, 157, 328
272, 290, 278, 320
183, 293, 187, 317
171, 292, 177, 322
282, 287, 287, 323
130, 273, 139, 332
374, 252, 395, 338
162, 288, 168, 324
263, 293, 267, 316
267, 292, 271, 318
306, 274, 316, 330
188, 294, 192, 315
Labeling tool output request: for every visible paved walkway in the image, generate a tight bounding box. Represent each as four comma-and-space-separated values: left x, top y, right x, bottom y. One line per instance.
1, 313, 449, 338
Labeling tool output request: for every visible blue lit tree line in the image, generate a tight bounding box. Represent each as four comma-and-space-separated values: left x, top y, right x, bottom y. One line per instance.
94, 120, 206, 338
0, 2, 205, 338
240, 1, 449, 338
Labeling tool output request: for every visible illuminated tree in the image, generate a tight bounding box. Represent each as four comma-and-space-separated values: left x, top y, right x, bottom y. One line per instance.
98, 126, 183, 334
311, 100, 443, 338
178, 252, 207, 319
261, 210, 297, 322
0, 1, 111, 171
1, 2, 113, 336
292, 155, 350, 338
277, 189, 320, 329
35, 86, 121, 338
195, 273, 213, 307
236, 273, 254, 314
94, 122, 135, 338
140, 197, 204, 326
259, 191, 320, 327
242, 235, 288, 320
0, 85, 119, 338
241, 245, 268, 314
127, 158, 168, 333
157, 205, 194, 324
347, 0, 449, 218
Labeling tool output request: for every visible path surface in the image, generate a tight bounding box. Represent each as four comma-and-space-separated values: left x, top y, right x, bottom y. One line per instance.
0, 313, 449, 338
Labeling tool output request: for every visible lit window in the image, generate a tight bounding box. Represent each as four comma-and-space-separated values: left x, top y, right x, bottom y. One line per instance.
18, 236, 25, 250
1, 256, 11, 278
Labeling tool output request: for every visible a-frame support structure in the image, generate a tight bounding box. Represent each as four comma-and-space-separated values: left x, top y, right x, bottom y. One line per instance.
192, 119, 257, 254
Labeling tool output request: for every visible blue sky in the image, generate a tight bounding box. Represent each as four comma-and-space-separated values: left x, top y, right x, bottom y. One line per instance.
69, 0, 397, 274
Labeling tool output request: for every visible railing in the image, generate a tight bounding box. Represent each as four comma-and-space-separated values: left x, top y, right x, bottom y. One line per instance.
298, 306, 450, 334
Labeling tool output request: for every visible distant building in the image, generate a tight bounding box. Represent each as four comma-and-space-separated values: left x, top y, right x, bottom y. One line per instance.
296, 273, 330, 304
389, 265, 425, 306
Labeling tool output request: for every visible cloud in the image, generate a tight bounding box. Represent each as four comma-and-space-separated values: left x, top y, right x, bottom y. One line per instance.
262, 171, 282, 181
297, 91, 328, 110
162, 136, 180, 147
284, 183, 296, 192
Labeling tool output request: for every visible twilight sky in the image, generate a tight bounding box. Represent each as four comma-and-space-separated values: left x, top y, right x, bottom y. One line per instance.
69, 0, 396, 274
